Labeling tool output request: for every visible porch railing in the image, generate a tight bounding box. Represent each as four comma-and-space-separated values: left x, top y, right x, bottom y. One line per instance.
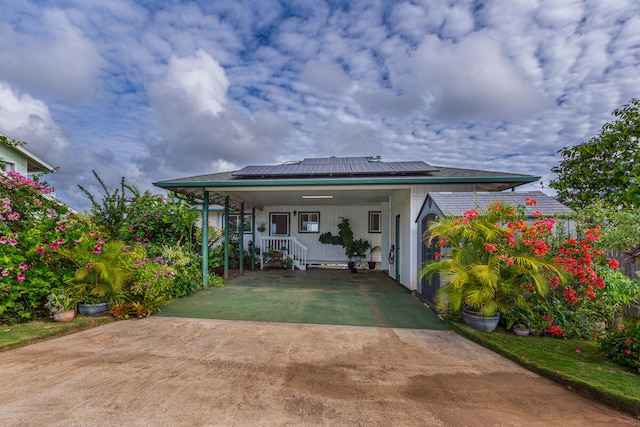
260, 236, 307, 270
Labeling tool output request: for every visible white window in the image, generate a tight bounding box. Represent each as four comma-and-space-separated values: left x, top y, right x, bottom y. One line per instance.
225, 214, 252, 233
369, 211, 382, 233
298, 212, 320, 233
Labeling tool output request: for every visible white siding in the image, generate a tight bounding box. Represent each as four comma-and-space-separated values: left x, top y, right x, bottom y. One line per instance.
255, 205, 383, 263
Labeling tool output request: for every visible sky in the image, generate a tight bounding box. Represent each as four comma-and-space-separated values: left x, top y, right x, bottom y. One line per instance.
1, 0, 639, 211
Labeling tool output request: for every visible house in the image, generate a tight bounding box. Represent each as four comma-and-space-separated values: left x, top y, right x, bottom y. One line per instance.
153, 156, 543, 290
416, 191, 574, 307
0, 135, 54, 175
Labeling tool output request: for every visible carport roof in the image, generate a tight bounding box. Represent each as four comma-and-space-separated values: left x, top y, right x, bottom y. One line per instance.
153, 157, 539, 211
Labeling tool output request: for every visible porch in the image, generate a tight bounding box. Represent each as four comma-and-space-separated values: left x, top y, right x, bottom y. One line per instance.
157, 269, 447, 330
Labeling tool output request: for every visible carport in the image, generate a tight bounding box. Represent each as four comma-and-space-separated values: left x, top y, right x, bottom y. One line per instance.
158, 269, 447, 330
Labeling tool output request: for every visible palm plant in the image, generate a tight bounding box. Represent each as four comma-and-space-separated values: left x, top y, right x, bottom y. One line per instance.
420, 202, 567, 317
55, 234, 142, 304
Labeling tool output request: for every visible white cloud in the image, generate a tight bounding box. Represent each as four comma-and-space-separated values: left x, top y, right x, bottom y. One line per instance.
300, 60, 352, 94
412, 33, 551, 120
0, 8, 104, 103
0, 81, 68, 160
147, 49, 230, 117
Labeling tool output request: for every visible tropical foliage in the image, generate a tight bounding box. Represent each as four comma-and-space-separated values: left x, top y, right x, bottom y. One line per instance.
0, 166, 216, 324
550, 98, 640, 208
421, 199, 629, 340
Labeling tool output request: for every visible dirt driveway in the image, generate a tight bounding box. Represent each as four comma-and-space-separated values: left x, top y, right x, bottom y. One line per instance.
0, 317, 638, 427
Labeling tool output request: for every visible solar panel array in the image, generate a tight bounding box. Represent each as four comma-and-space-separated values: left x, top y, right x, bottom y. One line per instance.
232, 157, 439, 178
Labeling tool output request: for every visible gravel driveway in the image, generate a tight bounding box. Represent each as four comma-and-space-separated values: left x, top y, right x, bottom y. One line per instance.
0, 317, 638, 426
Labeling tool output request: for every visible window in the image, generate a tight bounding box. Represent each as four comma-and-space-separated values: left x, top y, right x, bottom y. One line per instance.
225, 214, 252, 233
4, 161, 15, 172
270, 213, 290, 236
368, 211, 381, 233
298, 212, 320, 233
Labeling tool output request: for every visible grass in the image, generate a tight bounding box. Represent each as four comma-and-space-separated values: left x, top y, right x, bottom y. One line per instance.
0, 316, 114, 352
449, 321, 640, 417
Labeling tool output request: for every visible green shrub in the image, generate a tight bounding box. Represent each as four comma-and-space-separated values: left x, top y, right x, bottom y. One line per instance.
600, 322, 640, 369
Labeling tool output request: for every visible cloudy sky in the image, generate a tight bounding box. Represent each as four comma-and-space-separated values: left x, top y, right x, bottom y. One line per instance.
1, 0, 638, 210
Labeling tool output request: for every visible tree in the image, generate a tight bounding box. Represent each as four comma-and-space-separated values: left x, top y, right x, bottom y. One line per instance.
78, 170, 131, 240
550, 98, 640, 208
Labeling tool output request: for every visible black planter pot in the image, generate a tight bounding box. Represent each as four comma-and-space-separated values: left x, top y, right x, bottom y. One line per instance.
78, 302, 110, 317
368, 261, 376, 270
347, 261, 357, 273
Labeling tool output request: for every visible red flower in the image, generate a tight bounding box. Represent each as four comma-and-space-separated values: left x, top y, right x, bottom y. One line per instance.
483, 242, 498, 253
608, 258, 619, 270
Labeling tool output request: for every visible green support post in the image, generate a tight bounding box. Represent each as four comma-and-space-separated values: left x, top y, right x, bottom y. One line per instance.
251, 207, 256, 271
224, 196, 229, 281
201, 191, 209, 289
239, 202, 244, 275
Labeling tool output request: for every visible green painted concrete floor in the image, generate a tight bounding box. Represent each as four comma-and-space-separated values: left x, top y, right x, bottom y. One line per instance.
157, 269, 448, 330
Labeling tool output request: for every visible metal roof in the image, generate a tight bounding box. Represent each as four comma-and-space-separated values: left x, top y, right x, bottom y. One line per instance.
417, 191, 572, 221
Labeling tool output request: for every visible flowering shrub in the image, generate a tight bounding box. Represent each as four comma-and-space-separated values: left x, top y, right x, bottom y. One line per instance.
421, 201, 566, 317
0, 172, 69, 322
422, 199, 624, 338
599, 322, 640, 370
122, 192, 199, 255
129, 256, 176, 316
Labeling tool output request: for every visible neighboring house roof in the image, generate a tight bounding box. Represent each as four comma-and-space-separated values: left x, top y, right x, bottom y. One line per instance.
0, 135, 55, 173
417, 191, 572, 222
154, 156, 540, 210
14, 145, 55, 173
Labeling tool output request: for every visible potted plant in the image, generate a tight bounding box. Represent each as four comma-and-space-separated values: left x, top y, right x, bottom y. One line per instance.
420, 202, 566, 332
257, 222, 266, 233
319, 217, 371, 272
55, 232, 141, 316
44, 292, 76, 322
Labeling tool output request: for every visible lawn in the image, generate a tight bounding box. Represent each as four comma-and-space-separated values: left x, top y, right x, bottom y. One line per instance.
449, 321, 640, 416
0, 317, 114, 352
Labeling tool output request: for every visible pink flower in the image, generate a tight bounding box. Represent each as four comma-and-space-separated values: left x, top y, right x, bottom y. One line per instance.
19, 262, 29, 271
624, 349, 632, 355
36, 247, 45, 255
17, 273, 25, 282
575, 349, 581, 353
1, 270, 9, 277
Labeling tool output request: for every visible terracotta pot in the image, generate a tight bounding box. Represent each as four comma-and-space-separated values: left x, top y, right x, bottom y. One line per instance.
53, 310, 76, 323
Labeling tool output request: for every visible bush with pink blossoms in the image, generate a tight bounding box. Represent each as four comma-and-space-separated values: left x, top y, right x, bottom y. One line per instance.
0, 171, 69, 323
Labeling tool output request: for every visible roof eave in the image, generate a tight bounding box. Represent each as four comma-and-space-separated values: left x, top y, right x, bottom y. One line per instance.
153, 175, 540, 189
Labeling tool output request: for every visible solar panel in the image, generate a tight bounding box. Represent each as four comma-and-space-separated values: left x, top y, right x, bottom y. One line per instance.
232, 157, 439, 178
